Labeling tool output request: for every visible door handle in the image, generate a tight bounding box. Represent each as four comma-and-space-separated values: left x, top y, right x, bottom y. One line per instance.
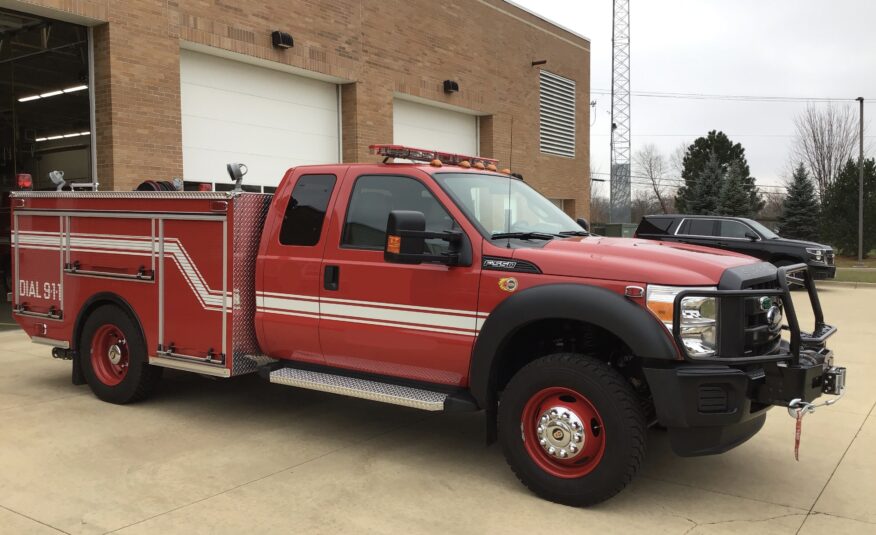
324, 265, 339, 291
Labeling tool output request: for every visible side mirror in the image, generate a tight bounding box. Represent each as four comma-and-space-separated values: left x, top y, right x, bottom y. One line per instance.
384, 210, 463, 266
576, 217, 590, 232
226, 163, 248, 191
745, 231, 758, 241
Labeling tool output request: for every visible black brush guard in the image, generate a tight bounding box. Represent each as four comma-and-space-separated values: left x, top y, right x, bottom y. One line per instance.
671, 264, 845, 406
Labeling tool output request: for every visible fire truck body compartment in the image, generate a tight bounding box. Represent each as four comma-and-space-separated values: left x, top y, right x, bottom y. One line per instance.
11, 191, 273, 377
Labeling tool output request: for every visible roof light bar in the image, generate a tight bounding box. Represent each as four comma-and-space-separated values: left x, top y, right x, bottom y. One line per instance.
369, 144, 498, 167
18, 84, 89, 103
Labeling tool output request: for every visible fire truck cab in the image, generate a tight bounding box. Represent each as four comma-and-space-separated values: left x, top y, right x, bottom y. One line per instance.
9, 145, 846, 506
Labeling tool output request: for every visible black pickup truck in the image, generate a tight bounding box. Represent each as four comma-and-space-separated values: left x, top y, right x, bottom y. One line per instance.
635, 215, 836, 280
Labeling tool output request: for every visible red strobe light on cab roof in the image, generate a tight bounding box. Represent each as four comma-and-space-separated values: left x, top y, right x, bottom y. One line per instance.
369, 144, 498, 168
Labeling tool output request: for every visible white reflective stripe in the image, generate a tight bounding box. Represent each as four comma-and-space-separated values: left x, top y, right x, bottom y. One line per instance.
321, 301, 477, 331
319, 294, 489, 317
256, 308, 319, 320
257, 295, 320, 314
319, 314, 477, 336
19, 231, 229, 308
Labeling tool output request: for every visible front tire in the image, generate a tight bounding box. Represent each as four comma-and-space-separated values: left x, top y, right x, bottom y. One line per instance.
80, 304, 161, 404
498, 353, 645, 506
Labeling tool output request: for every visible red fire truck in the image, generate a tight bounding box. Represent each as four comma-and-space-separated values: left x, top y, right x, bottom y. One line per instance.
9, 145, 846, 506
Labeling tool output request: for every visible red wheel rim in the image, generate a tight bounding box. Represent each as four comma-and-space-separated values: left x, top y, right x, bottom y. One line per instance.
90, 324, 129, 386
521, 387, 606, 478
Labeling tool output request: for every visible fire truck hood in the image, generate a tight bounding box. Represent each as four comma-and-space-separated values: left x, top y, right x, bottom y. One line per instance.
512, 237, 758, 286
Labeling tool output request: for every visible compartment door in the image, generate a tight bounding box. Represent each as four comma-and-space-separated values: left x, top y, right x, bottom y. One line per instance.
158, 216, 229, 367
14, 213, 64, 321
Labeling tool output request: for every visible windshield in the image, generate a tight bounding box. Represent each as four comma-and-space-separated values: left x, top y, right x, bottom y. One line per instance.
742, 218, 779, 239
434, 173, 583, 238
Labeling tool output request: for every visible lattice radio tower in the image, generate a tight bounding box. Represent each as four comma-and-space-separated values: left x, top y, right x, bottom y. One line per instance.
609, 0, 631, 223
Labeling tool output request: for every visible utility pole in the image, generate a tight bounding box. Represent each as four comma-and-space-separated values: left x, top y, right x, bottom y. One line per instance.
857, 97, 864, 263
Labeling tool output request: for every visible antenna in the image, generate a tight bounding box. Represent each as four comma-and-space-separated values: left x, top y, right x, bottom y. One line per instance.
609, 0, 631, 223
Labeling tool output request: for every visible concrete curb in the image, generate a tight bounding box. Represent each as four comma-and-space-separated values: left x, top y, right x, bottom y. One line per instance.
817, 280, 876, 289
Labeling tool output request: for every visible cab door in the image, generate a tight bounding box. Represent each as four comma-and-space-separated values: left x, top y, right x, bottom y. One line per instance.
257, 168, 342, 364
318, 169, 482, 387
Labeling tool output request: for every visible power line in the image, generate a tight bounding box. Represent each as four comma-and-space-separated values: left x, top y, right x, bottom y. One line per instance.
591, 89, 872, 103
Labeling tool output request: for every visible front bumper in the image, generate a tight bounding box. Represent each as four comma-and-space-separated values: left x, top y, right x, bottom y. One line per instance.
809, 264, 836, 280
644, 352, 846, 456
645, 264, 847, 456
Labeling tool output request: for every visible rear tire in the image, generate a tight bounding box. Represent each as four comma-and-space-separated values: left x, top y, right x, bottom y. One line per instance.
79, 304, 161, 404
498, 353, 645, 506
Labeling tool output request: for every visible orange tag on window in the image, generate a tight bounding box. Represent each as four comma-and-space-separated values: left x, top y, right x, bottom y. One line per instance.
387, 235, 401, 254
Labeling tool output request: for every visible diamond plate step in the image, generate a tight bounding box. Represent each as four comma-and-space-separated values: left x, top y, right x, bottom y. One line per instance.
269, 368, 448, 411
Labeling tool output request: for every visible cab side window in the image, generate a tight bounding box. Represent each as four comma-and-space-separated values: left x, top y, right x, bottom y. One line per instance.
279, 174, 337, 246
342, 175, 455, 253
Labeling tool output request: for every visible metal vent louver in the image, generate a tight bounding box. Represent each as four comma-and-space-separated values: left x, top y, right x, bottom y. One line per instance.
539, 70, 576, 158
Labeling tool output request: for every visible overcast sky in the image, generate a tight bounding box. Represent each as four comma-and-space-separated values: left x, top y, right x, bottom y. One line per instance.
515, 0, 876, 197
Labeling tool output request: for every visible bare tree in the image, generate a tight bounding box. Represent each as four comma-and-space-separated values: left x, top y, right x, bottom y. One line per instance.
630, 189, 663, 222
590, 195, 610, 224
793, 103, 857, 199
633, 143, 671, 213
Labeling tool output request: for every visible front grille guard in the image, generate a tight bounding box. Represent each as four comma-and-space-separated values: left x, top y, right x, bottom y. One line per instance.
671, 264, 831, 364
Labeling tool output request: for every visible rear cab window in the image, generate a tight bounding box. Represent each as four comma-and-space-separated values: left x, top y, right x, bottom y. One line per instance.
279, 174, 337, 246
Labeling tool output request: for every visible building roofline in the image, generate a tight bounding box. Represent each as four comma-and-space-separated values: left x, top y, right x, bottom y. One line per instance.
498, 0, 591, 44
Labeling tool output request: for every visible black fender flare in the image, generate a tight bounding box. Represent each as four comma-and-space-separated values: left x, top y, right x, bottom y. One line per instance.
71, 292, 145, 385
469, 283, 679, 408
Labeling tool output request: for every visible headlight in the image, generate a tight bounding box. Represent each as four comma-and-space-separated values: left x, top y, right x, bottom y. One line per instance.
806, 247, 825, 263
646, 285, 718, 358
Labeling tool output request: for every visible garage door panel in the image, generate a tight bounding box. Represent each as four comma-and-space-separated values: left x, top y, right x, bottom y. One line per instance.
392, 98, 477, 155
183, 118, 338, 161
180, 51, 336, 107
181, 84, 337, 132
181, 49, 339, 188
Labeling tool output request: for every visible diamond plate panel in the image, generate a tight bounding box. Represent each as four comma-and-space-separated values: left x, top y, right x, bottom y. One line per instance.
230, 193, 275, 375
269, 368, 448, 411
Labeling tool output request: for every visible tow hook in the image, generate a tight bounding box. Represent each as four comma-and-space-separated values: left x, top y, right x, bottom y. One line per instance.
786, 366, 846, 461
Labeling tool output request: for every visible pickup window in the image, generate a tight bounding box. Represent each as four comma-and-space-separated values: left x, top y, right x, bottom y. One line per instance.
279, 174, 337, 246
678, 218, 717, 236
718, 220, 753, 239
342, 175, 455, 253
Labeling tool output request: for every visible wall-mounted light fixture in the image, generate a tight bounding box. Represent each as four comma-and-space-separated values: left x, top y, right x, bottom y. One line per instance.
531, 59, 547, 66
443, 80, 459, 93
271, 31, 294, 49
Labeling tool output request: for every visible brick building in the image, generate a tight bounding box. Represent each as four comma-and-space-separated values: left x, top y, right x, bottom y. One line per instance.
0, 0, 590, 217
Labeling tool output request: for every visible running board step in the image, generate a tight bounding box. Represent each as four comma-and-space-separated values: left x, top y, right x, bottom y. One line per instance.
269, 368, 448, 411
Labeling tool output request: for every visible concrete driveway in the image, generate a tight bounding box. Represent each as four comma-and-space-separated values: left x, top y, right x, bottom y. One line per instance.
0, 285, 873, 534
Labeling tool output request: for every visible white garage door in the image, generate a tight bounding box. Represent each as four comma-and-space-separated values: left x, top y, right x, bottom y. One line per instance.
392, 98, 478, 155
180, 50, 339, 189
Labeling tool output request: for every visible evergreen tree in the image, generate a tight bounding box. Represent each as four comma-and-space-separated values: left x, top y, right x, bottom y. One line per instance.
676, 130, 763, 215
689, 152, 724, 215
821, 158, 876, 256
778, 164, 820, 241
718, 160, 751, 216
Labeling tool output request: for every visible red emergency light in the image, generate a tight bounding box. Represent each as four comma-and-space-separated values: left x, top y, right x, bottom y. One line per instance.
16, 173, 33, 190
369, 144, 498, 168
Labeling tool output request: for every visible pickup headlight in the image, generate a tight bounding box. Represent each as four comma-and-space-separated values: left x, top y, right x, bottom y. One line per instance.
806, 247, 826, 263
646, 285, 718, 358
